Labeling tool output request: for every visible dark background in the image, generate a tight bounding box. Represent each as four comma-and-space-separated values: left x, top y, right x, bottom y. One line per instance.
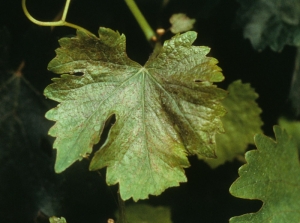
0, 0, 296, 222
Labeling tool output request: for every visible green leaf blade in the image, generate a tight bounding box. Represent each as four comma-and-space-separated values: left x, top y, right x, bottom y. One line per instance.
45, 28, 226, 200
169, 13, 196, 34
230, 126, 300, 222
89, 69, 190, 200
145, 31, 226, 157
45, 28, 142, 173
202, 80, 263, 168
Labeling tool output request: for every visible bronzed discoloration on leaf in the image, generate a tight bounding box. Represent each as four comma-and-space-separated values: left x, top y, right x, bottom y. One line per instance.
45, 27, 226, 200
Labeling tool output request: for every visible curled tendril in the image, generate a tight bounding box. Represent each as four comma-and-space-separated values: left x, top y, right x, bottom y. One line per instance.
22, 0, 95, 36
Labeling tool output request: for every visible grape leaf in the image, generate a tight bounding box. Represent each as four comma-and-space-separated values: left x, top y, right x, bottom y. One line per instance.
278, 116, 300, 153
0, 67, 60, 221
115, 204, 172, 223
229, 126, 300, 222
201, 80, 263, 168
0, 71, 51, 151
236, 0, 300, 51
169, 13, 196, 34
45, 27, 226, 200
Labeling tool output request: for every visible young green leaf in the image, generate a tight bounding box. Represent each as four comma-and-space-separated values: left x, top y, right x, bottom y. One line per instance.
201, 80, 263, 168
45, 27, 226, 200
230, 126, 300, 222
169, 13, 196, 34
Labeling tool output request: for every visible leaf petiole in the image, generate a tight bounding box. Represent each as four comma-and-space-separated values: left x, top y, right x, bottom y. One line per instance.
21, 0, 95, 36
124, 0, 156, 42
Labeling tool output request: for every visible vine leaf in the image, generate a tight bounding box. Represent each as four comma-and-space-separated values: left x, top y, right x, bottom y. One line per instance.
236, 0, 300, 51
278, 116, 300, 153
200, 80, 263, 168
0, 65, 58, 221
45, 27, 226, 201
0, 71, 51, 150
229, 126, 300, 222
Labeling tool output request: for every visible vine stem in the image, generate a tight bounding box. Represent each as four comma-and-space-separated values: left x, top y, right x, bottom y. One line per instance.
117, 191, 127, 223
124, 0, 156, 42
21, 0, 95, 36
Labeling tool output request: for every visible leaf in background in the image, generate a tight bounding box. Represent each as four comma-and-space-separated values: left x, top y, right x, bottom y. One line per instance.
115, 204, 172, 223
0, 64, 51, 154
45, 27, 226, 200
229, 126, 300, 222
169, 13, 196, 34
278, 116, 300, 153
289, 47, 300, 115
49, 216, 67, 223
200, 80, 263, 168
0, 63, 60, 221
236, 0, 300, 51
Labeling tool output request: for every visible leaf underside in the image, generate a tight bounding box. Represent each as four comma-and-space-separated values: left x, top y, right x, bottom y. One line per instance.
230, 126, 300, 222
45, 27, 226, 200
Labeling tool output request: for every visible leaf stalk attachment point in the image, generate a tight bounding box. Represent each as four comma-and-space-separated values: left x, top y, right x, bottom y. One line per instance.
124, 0, 156, 42
22, 0, 95, 36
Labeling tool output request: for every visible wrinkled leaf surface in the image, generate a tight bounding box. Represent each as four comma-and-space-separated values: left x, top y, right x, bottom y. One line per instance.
45, 27, 226, 200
